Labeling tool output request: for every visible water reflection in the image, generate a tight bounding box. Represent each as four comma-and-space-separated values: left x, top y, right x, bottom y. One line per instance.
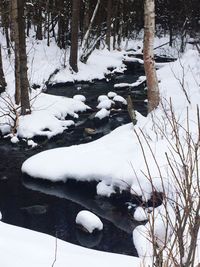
23, 178, 140, 234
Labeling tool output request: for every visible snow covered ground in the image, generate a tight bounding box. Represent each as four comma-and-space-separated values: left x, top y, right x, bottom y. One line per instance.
0, 221, 141, 267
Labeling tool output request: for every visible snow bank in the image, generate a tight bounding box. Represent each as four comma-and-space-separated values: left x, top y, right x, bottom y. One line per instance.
17, 92, 87, 139
76, 210, 103, 233
0, 90, 88, 139
0, 221, 141, 267
51, 49, 124, 84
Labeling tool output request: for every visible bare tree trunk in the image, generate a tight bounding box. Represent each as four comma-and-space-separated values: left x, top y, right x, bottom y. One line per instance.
1, 0, 11, 56
80, 0, 100, 54
18, 0, 31, 115
106, 0, 112, 50
11, 0, 21, 105
143, 0, 159, 113
0, 44, 7, 93
12, 0, 31, 114
36, 0, 43, 40
69, 0, 80, 72
82, 0, 90, 38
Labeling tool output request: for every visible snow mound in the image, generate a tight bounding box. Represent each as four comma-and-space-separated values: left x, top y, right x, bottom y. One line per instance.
76, 210, 103, 233
96, 181, 115, 197
107, 91, 117, 98
27, 140, 38, 148
97, 95, 109, 102
95, 109, 110, 120
97, 99, 114, 109
134, 207, 148, 221
11, 136, 19, 144
73, 95, 86, 102
114, 83, 130, 88
113, 95, 127, 105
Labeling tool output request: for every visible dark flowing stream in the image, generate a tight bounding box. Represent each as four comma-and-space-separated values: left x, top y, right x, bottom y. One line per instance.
0, 55, 173, 257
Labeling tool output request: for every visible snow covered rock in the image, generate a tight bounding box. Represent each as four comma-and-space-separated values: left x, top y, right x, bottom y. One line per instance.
76, 210, 103, 233
113, 95, 127, 109
0, 211, 2, 220
107, 91, 117, 98
73, 95, 86, 102
27, 140, 38, 148
97, 99, 114, 110
113, 95, 127, 105
10, 136, 19, 144
96, 181, 115, 197
97, 95, 109, 102
114, 83, 130, 89
95, 109, 110, 120
134, 207, 148, 221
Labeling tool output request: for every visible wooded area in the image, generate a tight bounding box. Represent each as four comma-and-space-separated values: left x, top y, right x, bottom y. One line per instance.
0, 0, 199, 113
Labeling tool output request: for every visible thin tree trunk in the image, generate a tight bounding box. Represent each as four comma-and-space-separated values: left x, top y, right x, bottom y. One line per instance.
69, 0, 80, 72
80, 0, 100, 59
0, 44, 7, 93
36, 0, 43, 40
82, 0, 90, 39
106, 0, 112, 50
112, 1, 119, 50
143, 0, 159, 113
11, 0, 21, 105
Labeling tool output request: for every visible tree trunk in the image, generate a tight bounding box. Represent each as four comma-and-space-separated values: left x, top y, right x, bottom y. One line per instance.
11, 0, 21, 105
36, 1, 43, 40
106, 0, 112, 50
0, 44, 7, 93
1, 0, 11, 56
143, 0, 159, 113
80, 0, 101, 63
18, 0, 31, 115
69, 0, 80, 72
12, 0, 31, 114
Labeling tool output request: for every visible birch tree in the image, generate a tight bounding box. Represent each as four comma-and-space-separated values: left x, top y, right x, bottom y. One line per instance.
143, 0, 159, 113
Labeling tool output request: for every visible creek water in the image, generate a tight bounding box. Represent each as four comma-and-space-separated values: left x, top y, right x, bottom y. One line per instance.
0, 62, 149, 257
